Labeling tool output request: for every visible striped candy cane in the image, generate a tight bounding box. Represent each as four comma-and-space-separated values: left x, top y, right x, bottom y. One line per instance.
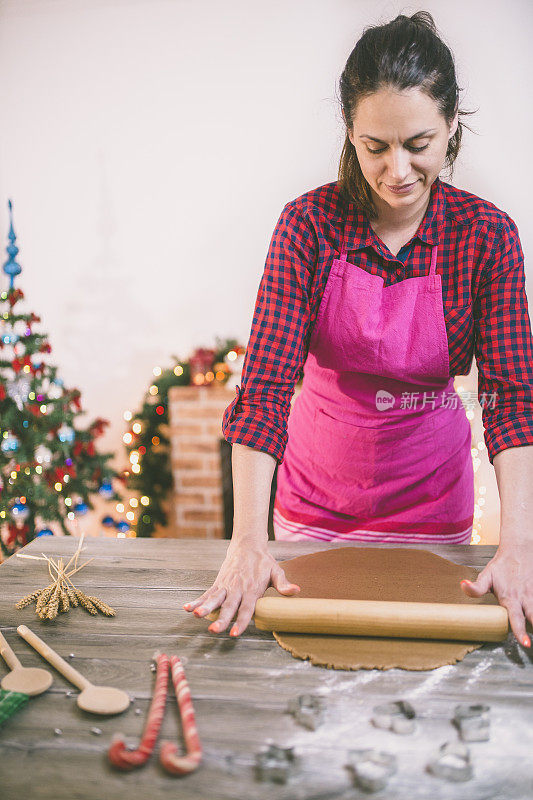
159, 655, 202, 775
108, 652, 169, 770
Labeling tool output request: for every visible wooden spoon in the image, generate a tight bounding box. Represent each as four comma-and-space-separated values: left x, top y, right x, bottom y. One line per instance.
0, 630, 53, 696
17, 625, 130, 715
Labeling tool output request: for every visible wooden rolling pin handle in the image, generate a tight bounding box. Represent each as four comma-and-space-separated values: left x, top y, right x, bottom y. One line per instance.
17, 625, 90, 690
0, 631, 22, 670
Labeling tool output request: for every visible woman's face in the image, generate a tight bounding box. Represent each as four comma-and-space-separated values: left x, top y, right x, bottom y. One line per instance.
347, 86, 458, 212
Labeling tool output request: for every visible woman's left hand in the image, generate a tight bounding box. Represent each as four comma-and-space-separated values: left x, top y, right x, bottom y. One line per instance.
460, 540, 533, 648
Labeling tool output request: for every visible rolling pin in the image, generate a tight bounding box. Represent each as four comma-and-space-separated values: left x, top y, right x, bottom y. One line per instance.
205, 597, 509, 642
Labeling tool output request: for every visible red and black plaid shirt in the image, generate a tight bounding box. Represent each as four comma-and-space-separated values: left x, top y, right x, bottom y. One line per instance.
222, 176, 533, 466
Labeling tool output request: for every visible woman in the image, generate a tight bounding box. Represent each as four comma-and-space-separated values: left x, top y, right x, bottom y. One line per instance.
184, 12, 533, 648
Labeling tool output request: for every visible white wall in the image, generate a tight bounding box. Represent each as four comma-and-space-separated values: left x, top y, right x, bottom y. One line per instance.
0, 0, 531, 541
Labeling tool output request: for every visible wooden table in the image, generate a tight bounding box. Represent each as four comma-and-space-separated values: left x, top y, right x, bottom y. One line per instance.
0, 537, 532, 800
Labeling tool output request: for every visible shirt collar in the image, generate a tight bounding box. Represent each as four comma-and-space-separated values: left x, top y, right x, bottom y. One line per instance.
342, 176, 447, 260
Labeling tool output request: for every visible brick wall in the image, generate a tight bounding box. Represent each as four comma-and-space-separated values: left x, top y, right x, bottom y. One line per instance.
167, 384, 233, 539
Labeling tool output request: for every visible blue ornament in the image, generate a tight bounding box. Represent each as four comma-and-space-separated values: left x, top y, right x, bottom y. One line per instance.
2, 200, 22, 290
73, 502, 88, 516
115, 521, 130, 533
101, 515, 115, 527
11, 502, 29, 521
2, 333, 19, 345
98, 481, 114, 499
36, 529, 54, 537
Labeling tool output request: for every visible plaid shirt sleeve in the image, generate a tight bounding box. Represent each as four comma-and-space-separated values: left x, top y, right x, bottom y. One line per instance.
221, 201, 317, 464
473, 214, 533, 464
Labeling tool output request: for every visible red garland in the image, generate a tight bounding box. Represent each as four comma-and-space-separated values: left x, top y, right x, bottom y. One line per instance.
90, 417, 109, 438
53, 463, 77, 482
0, 384, 6, 401
72, 438, 96, 457
11, 355, 32, 374
7, 288, 24, 307
69, 389, 82, 411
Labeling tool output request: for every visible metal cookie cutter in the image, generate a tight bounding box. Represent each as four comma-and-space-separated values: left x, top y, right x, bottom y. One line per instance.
453, 703, 490, 742
255, 742, 298, 784
287, 693, 325, 730
426, 741, 473, 782
346, 748, 397, 793
371, 699, 417, 734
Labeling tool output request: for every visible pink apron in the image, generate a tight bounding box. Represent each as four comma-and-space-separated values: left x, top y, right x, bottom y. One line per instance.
273, 223, 474, 544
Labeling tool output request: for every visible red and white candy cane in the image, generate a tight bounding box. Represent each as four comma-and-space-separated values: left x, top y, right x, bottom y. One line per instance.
108, 651, 169, 770
159, 655, 202, 775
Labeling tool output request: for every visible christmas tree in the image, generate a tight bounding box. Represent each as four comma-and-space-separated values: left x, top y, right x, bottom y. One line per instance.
0, 200, 119, 557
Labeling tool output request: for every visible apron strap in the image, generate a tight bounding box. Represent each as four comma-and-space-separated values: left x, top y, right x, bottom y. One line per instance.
429, 243, 438, 275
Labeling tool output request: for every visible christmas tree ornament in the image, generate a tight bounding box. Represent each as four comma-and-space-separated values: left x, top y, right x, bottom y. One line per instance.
35, 529, 54, 537
115, 520, 130, 534
34, 444, 52, 465
1, 433, 20, 452
6, 375, 31, 410
73, 502, 88, 516
98, 481, 114, 499
46, 382, 63, 400
57, 424, 75, 443
2, 200, 22, 290
11, 503, 29, 522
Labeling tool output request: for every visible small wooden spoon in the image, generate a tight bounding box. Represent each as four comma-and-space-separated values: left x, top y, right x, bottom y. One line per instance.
0, 630, 53, 696
17, 625, 130, 715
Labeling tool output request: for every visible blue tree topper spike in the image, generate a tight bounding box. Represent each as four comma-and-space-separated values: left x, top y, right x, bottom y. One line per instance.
3, 199, 22, 290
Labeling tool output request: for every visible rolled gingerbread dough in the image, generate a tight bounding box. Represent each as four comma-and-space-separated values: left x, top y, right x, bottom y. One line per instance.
264, 547, 499, 671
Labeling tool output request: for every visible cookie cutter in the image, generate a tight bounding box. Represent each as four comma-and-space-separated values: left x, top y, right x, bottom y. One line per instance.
371, 699, 417, 734
287, 693, 325, 730
255, 742, 298, 784
453, 703, 490, 742
346, 748, 397, 793
426, 741, 473, 782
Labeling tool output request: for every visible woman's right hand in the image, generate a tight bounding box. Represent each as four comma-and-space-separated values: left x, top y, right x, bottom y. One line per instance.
182, 536, 300, 637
